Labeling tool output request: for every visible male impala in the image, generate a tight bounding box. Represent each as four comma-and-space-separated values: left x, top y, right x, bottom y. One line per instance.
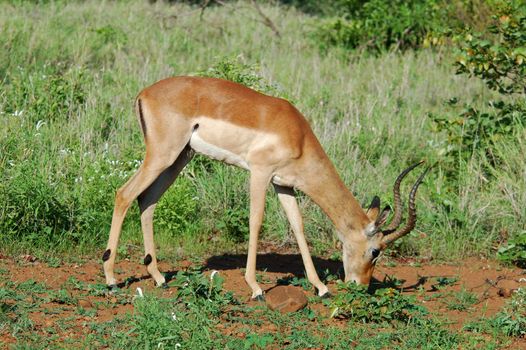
102, 76, 428, 299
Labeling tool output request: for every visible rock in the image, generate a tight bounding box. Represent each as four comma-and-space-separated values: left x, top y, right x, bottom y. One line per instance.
498, 288, 516, 298
179, 260, 192, 270
78, 299, 94, 308
265, 285, 308, 313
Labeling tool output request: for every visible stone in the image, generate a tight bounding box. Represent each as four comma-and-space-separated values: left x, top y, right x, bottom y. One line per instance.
265, 285, 308, 313
78, 299, 94, 309
498, 288, 516, 298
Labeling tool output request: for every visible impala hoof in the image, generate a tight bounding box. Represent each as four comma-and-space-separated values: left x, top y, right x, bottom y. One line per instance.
107, 284, 119, 293
320, 291, 332, 299
159, 282, 169, 289
252, 294, 265, 302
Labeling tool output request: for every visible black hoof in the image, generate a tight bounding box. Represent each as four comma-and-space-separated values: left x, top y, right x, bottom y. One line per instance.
159, 282, 169, 289
252, 294, 265, 302
320, 291, 332, 299
107, 284, 119, 293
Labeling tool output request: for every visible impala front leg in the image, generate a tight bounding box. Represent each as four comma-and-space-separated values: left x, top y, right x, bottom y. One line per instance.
274, 184, 329, 297
245, 169, 272, 300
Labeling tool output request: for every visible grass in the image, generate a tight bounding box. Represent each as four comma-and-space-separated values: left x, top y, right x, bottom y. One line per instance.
1, 0, 523, 261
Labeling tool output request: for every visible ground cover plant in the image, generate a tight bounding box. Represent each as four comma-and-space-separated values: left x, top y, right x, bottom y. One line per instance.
0, 0, 525, 348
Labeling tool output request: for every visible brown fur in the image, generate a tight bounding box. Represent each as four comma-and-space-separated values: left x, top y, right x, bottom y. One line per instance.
103, 76, 380, 297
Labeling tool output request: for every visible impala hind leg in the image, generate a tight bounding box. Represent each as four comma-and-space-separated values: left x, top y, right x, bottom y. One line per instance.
138, 146, 194, 287
274, 184, 329, 297
103, 133, 193, 288
245, 168, 273, 300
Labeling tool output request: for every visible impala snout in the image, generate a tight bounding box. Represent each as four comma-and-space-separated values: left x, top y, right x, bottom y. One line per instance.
342, 243, 376, 286
344, 272, 372, 285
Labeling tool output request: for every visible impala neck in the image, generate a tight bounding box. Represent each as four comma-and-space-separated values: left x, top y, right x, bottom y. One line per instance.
298, 142, 370, 237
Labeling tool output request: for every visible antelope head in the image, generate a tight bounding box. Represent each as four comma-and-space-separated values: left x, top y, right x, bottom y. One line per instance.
342, 161, 430, 285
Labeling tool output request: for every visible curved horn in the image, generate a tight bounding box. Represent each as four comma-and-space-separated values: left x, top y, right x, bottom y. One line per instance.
382, 166, 430, 245
381, 161, 425, 234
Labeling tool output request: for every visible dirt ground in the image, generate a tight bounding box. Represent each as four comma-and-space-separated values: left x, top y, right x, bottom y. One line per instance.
1, 251, 525, 348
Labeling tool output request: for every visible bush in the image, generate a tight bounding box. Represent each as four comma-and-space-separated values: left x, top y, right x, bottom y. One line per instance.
455, 2, 526, 95
196, 55, 287, 98
431, 2, 526, 172
313, 0, 449, 52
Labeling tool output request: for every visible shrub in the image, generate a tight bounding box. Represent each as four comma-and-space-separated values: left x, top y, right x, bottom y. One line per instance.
328, 282, 427, 323
313, 0, 449, 52
497, 231, 526, 268
196, 55, 287, 98
455, 2, 526, 95
431, 2, 526, 173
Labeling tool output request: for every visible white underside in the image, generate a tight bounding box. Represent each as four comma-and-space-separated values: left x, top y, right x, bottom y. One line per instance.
189, 132, 250, 170
188, 117, 294, 187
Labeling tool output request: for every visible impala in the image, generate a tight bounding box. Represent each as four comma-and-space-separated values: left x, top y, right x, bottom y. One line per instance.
102, 76, 429, 299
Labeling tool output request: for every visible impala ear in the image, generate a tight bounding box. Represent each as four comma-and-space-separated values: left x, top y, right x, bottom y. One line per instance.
366, 196, 381, 220
375, 206, 391, 228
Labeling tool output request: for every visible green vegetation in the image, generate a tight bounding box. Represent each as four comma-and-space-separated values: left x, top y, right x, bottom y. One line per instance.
465, 288, 526, 338
328, 282, 426, 322
0, 264, 511, 349
1, 0, 524, 264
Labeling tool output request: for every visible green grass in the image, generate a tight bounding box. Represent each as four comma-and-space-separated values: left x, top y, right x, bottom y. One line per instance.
1, 0, 523, 261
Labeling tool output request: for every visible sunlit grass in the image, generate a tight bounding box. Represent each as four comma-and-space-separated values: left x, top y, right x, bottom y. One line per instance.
0, 0, 523, 263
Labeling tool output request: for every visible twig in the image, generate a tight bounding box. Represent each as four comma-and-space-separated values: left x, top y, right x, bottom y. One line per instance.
199, 0, 212, 20
250, 0, 281, 38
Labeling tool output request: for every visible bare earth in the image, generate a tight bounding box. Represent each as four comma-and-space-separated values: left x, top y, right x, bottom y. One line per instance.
1, 251, 525, 348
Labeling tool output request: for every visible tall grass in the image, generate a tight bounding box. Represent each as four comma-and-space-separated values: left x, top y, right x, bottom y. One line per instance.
0, 0, 523, 261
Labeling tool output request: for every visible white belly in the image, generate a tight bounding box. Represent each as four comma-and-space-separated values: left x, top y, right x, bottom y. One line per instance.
189, 131, 250, 170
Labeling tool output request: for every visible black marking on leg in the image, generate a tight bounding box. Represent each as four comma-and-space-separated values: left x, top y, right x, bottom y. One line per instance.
102, 249, 111, 262
144, 254, 152, 266
320, 291, 332, 299
252, 294, 265, 302
138, 98, 147, 139
193, 123, 199, 130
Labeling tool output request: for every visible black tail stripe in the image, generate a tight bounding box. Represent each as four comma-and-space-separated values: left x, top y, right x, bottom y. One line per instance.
138, 98, 147, 138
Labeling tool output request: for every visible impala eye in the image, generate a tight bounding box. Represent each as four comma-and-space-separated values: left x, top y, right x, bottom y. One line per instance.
371, 248, 381, 260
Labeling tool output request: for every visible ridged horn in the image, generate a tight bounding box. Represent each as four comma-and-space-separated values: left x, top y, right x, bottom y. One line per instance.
382, 166, 431, 245
381, 161, 425, 234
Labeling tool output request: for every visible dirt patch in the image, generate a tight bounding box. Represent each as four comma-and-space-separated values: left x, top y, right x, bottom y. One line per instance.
1, 253, 525, 347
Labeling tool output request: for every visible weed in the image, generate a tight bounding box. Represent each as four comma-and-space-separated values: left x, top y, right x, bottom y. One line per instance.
497, 230, 526, 268
491, 288, 526, 337
45, 257, 61, 268
432, 276, 459, 290
243, 333, 275, 349
446, 288, 478, 311
277, 275, 311, 290
328, 282, 427, 323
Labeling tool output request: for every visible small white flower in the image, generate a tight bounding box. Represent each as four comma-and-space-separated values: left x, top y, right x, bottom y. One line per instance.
136, 287, 144, 298
171, 312, 177, 321
35, 120, 46, 130
210, 270, 219, 281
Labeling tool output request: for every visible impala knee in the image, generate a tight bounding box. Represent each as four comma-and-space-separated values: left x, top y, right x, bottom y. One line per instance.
114, 187, 134, 212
